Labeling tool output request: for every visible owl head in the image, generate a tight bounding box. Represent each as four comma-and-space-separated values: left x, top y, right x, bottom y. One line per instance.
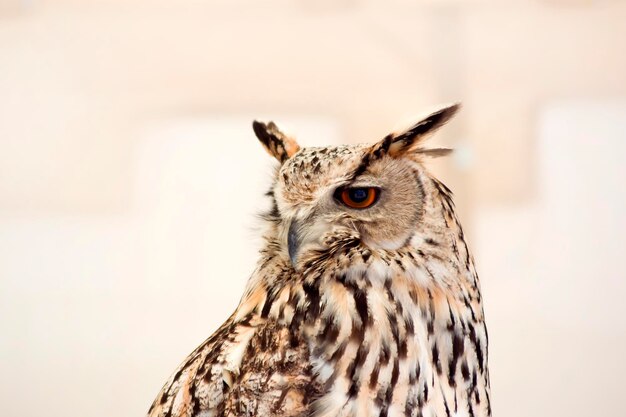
252, 104, 459, 270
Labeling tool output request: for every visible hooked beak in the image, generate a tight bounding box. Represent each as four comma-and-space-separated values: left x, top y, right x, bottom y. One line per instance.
287, 214, 360, 269
287, 219, 303, 267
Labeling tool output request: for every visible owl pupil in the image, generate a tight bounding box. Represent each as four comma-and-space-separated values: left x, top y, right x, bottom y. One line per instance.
350, 188, 368, 202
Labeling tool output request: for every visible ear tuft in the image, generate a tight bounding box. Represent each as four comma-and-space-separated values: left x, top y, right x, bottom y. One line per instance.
387, 103, 460, 157
415, 147, 454, 158
252, 120, 301, 163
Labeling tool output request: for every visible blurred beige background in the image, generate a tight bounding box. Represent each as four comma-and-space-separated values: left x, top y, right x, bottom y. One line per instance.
1, 1, 625, 416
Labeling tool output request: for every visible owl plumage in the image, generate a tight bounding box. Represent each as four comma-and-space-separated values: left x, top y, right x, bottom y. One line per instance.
147, 104, 491, 417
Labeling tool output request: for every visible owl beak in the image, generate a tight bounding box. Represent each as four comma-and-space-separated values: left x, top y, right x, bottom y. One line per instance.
287, 219, 303, 267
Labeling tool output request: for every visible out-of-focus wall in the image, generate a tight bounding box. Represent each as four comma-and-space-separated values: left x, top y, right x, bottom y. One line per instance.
0, 1, 625, 417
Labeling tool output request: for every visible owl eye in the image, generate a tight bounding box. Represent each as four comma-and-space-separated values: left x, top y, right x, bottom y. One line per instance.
336, 187, 380, 209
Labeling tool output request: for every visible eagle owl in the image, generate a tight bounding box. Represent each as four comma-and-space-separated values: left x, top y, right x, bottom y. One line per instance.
147, 104, 491, 417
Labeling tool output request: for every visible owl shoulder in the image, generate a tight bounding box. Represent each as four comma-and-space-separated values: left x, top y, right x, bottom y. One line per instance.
147, 314, 320, 417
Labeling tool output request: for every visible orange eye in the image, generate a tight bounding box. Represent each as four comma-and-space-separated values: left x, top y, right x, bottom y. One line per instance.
337, 187, 379, 209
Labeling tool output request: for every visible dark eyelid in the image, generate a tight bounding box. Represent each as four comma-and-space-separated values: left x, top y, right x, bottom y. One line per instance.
334, 184, 381, 192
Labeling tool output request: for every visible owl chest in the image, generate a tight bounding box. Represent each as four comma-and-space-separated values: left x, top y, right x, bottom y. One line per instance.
300, 280, 475, 417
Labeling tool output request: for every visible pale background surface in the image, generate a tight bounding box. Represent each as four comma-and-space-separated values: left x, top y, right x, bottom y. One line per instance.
1, 1, 625, 417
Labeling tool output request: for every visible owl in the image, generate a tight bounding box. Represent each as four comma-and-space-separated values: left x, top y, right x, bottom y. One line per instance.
147, 104, 491, 417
